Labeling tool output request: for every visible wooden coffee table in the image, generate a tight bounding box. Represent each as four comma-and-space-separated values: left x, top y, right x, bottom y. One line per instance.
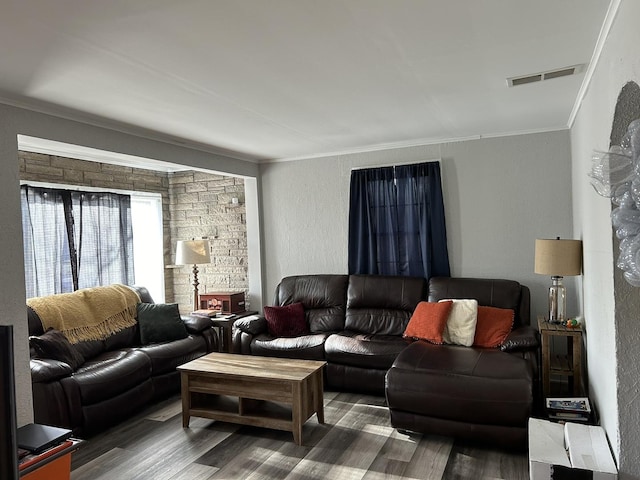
177, 353, 326, 445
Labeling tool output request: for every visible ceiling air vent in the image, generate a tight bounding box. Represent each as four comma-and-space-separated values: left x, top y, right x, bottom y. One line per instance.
507, 64, 585, 87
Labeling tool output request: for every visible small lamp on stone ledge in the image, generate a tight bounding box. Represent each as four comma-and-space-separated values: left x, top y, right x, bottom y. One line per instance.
176, 239, 211, 311
534, 237, 582, 324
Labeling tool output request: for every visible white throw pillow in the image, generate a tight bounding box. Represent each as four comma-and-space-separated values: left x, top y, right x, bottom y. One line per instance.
439, 299, 478, 346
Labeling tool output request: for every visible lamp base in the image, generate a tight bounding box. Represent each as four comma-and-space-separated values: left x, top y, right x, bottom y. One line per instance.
548, 276, 566, 324
192, 264, 200, 312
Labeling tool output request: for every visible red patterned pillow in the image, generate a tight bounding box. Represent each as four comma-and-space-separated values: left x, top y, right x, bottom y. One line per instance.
473, 306, 514, 348
403, 301, 453, 344
263, 302, 309, 337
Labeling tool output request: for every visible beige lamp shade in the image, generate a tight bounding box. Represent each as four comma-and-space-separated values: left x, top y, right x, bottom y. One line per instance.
175, 239, 211, 265
534, 238, 582, 276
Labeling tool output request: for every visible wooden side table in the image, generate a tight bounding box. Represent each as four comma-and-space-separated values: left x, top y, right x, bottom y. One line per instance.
211, 311, 258, 353
537, 316, 583, 398
191, 310, 258, 353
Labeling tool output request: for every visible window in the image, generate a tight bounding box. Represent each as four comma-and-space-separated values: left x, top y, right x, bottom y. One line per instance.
131, 195, 165, 302
348, 161, 450, 278
21, 183, 164, 300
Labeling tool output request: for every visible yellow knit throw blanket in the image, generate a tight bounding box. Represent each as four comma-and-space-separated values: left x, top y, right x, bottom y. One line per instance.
27, 284, 141, 344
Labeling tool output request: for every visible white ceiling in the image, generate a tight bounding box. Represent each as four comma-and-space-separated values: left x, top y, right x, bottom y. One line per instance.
0, 1, 613, 162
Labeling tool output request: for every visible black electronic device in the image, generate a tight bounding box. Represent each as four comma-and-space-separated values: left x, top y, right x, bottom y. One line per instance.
0, 325, 19, 480
17, 423, 72, 454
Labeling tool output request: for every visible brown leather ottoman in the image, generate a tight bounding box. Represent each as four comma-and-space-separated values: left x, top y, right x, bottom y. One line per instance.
385, 340, 533, 449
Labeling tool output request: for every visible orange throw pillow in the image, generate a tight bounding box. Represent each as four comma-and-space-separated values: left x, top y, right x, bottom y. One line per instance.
473, 306, 514, 348
403, 301, 453, 344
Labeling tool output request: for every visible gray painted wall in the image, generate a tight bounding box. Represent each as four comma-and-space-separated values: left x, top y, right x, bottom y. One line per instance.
259, 130, 576, 318
0, 103, 259, 425
571, 0, 640, 475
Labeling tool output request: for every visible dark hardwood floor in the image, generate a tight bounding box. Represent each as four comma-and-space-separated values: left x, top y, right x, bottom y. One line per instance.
70, 391, 529, 480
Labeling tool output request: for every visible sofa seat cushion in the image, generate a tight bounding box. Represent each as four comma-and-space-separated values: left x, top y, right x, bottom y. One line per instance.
138, 335, 208, 375
250, 333, 329, 360
324, 331, 408, 369
386, 341, 532, 427
63, 349, 152, 405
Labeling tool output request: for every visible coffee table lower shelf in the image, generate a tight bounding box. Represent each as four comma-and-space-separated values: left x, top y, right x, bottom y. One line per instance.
188, 393, 297, 432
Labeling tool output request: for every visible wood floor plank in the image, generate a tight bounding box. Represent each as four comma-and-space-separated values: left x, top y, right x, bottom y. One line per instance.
282, 398, 393, 480
71, 447, 136, 480
441, 443, 529, 480
401, 433, 454, 479
232, 391, 363, 480
72, 415, 236, 480
360, 429, 421, 479
205, 391, 358, 479
146, 398, 182, 422
168, 463, 218, 480
70, 392, 529, 480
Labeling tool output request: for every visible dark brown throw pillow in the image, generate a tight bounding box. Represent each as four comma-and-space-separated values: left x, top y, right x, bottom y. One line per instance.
29, 328, 85, 370
137, 303, 189, 345
263, 302, 309, 337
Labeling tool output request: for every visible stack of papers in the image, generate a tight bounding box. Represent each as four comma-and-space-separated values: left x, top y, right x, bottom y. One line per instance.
529, 418, 617, 479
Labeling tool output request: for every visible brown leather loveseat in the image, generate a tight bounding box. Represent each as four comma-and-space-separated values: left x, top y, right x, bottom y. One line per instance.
232, 274, 538, 448
28, 285, 218, 436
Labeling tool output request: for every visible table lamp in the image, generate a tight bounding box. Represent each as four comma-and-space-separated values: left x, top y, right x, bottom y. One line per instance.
534, 237, 582, 324
176, 239, 211, 311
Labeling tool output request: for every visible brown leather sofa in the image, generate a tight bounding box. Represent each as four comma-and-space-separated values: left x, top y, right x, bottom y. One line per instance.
233, 274, 538, 448
233, 274, 425, 393
28, 286, 218, 436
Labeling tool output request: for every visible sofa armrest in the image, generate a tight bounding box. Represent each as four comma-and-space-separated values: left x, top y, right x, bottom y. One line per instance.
500, 325, 539, 352
181, 314, 212, 334
30, 358, 74, 383
234, 315, 267, 335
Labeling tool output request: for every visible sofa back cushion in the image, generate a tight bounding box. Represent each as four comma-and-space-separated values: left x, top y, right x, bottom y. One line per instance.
27, 285, 152, 357
27, 306, 45, 336
346, 275, 426, 335
29, 328, 85, 370
274, 275, 348, 333
131, 286, 154, 303
427, 277, 530, 328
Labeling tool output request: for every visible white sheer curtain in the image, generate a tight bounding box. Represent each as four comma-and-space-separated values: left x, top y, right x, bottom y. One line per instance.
72, 191, 135, 289
21, 186, 74, 297
21, 185, 135, 298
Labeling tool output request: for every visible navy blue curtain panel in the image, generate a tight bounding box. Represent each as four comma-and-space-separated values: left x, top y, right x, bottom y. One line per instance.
348, 161, 450, 278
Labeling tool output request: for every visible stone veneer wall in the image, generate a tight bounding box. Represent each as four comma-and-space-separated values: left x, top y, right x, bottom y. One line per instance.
168, 171, 248, 313
18, 152, 247, 312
